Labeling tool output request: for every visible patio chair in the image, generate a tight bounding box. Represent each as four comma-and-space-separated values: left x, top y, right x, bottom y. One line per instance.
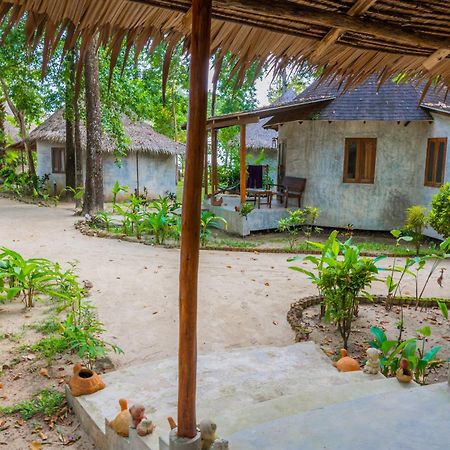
272, 176, 306, 208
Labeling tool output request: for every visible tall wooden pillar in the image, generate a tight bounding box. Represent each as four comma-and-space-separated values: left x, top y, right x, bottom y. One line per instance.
204, 134, 209, 198
177, 0, 212, 439
211, 128, 218, 195
240, 123, 247, 204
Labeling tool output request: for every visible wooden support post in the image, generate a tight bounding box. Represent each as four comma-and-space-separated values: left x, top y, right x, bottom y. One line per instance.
211, 128, 218, 195
240, 123, 247, 204
177, 0, 212, 440
204, 133, 209, 198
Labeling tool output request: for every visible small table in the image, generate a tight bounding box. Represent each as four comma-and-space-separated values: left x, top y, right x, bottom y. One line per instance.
246, 189, 273, 209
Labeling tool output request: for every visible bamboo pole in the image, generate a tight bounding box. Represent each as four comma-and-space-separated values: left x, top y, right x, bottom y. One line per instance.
211, 128, 218, 195
204, 133, 209, 198
177, 0, 212, 439
240, 123, 247, 204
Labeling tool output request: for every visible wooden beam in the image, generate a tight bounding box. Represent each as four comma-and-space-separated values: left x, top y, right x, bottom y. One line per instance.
133, 0, 450, 50
240, 124, 247, 204
211, 128, 218, 195
207, 115, 259, 130
311, 0, 378, 59
177, 0, 212, 439
423, 48, 450, 71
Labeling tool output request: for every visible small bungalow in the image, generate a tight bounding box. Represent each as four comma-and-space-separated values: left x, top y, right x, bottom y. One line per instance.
18, 110, 185, 201
206, 77, 450, 236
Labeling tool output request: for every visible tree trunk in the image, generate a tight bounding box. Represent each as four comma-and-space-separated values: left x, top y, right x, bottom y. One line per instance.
82, 39, 104, 214
65, 51, 76, 191
0, 101, 6, 161
74, 88, 83, 208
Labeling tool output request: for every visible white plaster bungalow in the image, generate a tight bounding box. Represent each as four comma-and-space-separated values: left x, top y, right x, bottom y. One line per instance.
263, 77, 450, 234
18, 110, 185, 201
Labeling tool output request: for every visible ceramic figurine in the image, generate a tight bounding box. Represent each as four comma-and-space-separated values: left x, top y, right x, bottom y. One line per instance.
137, 419, 156, 436
107, 399, 132, 437
199, 419, 217, 450
167, 416, 177, 430
335, 349, 360, 372
68, 363, 105, 397
129, 404, 146, 428
396, 358, 413, 383
211, 439, 229, 450
363, 348, 381, 375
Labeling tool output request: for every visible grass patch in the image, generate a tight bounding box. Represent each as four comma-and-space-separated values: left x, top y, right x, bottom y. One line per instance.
0, 389, 65, 420
31, 335, 70, 360
211, 239, 258, 249
30, 317, 61, 335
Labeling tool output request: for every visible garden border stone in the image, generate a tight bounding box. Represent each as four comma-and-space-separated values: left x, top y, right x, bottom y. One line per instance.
287, 295, 450, 342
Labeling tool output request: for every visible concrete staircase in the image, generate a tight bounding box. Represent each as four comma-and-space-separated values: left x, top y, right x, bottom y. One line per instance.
67, 342, 450, 450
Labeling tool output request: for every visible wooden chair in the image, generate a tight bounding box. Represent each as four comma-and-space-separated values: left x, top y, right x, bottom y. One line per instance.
273, 176, 306, 207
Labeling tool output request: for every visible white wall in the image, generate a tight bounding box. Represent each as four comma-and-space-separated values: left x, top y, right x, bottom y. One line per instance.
36, 141, 177, 201
279, 117, 450, 232
36, 141, 66, 194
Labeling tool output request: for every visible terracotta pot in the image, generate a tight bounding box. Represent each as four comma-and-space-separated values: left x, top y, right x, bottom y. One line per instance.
211, 197, 223, 206
68, 363, 106, 397
336, 349, 361, 372
396, 368, 413, 383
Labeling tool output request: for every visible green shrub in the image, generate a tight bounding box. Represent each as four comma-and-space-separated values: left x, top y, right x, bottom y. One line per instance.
278, 209, 307, 250
290, 231, 380, 348
429, 183, 450, 238
404, 205, 428, 255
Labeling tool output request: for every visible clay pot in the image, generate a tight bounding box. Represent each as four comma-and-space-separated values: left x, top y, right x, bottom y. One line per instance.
211, 197, 223, 207
336, 349, 361, 372
108, 399, 132, 437
68, 363, 106, 397
396, 359, 413, 383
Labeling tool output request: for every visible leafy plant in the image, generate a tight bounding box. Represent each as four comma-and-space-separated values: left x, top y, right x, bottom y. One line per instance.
429, 183, 450, 238
0, 389, 65, 420
278, 209, 307, 250
405, 205, 428, 255
95, 210, 114, 231
112, 181, 129, 206
303, 206, 321, 239
200, 211, 227, 246
290, 231, 380, 348
239, 202, 254, 219
370, 325, 443, 384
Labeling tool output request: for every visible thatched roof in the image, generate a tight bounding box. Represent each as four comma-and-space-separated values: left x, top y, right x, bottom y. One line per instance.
263, 76, 450, 126
0, 1, 450, 93
18, 110, 185, 155
237, 89, 297, 150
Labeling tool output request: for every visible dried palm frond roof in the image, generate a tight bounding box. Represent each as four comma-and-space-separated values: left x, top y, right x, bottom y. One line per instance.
14, 110, 185, 155
1, 1, 450, 93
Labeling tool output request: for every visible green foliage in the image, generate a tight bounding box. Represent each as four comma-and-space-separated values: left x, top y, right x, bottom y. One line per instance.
0, 389, 65, 420
200, 211, 227, 246
369, 326, 443, 384
278, 209, 307, 250
429, 183, 450, 238
405, 205, 428, 255
112, 181, 129, 206
239, 202, 255, 219
290, 231, 380, 348
0, 247, 70, 307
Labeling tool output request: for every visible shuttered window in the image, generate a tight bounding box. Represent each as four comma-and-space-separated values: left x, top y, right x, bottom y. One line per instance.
343, 138, 376, 184
425, 138, 447, 187
51, 147, 65, 173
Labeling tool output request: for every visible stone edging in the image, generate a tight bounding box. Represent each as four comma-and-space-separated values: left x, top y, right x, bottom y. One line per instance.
75, 220, 429, 257
287, 295, 450, 342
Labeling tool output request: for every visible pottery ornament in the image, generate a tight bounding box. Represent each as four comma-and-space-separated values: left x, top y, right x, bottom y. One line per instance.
107, 399, 132, 437
137, 419, 156, 436
396, 358, 413, 383
336, 349, 360, 372
364, 348, 382, 375
199, 419, 218, 450
68, 363, 105, 397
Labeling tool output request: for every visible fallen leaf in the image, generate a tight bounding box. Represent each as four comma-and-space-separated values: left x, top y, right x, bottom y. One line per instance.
38, 431, 48, 441
29, 442, 43, 450
39, 368, 50, 378
264, 282, 270, 287
272, 321, 278, 325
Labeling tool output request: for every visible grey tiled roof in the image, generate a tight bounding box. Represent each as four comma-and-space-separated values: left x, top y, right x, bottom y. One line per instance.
291, 77, 450, 121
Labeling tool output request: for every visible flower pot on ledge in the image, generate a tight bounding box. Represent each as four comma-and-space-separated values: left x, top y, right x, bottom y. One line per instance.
68, 363, 106, 397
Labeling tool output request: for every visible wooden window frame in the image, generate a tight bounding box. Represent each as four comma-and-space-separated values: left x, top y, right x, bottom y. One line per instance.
343, 138, 377, 184
424, 138, 447, 188
51, 147, 65, 174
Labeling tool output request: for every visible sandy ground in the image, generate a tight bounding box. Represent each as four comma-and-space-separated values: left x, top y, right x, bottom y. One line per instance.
1, 197, 449, 367
0, 197, 449, 448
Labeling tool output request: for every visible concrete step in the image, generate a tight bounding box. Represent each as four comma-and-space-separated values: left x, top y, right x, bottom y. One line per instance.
68, 342, 381, 450
216, 377, 416, 436
226, 382, 450, 450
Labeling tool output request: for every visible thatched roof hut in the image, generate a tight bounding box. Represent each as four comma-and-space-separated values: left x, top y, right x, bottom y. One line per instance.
16, 109, 185, 155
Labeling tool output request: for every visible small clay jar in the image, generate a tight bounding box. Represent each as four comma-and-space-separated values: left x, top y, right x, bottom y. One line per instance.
396, 359, 413, 383
68, 363, 106, 397
336, 349, 361, 372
